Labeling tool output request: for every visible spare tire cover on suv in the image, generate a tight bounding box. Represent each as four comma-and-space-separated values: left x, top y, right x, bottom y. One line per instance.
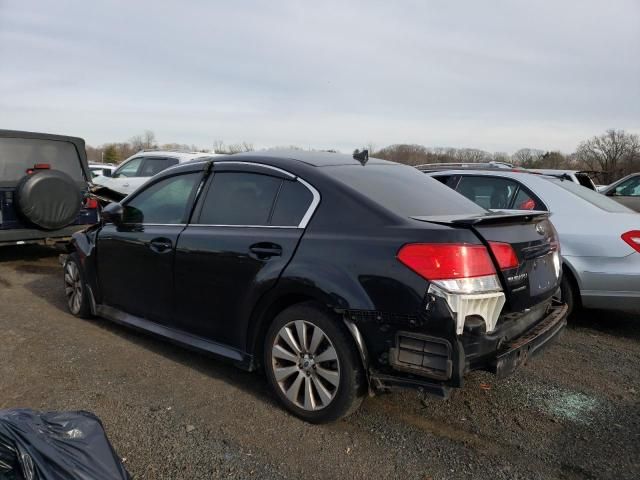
16, 170, 82, 230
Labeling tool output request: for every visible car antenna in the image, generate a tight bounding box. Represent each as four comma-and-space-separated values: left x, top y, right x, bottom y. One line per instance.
353, 149, 368, 165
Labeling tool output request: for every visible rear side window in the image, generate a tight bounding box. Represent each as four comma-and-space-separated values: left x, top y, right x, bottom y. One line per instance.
139, 157, 178, 177
271, 180, 313, 226
198, 172, 282, 225
124, 173, 201, 224
455, 176, 519, 210
327, 164, 486, 217
0, 137, 84, 183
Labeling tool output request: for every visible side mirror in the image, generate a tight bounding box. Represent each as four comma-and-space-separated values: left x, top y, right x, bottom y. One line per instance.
101, 202, 123, 225
102, 168, 113, 177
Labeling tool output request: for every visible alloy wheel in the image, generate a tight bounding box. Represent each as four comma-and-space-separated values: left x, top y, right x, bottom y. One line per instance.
271, 320, 341, 411
64, 261, 83, 315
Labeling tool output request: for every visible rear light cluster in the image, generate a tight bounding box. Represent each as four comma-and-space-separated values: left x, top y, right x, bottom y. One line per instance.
397, 242, 519, 335
622, 231, 640, 253
83, 197, 99, 209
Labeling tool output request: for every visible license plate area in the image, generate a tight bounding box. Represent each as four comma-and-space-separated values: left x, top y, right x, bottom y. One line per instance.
528, 252, 557, 295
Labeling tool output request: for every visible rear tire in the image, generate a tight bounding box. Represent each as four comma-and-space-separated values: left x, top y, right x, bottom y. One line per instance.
560, 273, 578, 318
264, 302, 366, 423
63, 253, 92, 318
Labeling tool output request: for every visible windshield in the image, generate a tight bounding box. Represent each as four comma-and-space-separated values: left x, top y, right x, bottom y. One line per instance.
326, 164, 487, 217
0, 137, 85, 184
550, 178, 632, 212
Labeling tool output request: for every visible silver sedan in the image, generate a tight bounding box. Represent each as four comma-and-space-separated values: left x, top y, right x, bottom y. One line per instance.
427, 169, 640, 315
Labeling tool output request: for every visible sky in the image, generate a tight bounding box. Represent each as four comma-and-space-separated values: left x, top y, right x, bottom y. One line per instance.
0, 0, 638, 153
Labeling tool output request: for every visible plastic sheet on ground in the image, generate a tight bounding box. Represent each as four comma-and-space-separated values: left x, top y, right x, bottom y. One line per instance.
0, 409, 129, 480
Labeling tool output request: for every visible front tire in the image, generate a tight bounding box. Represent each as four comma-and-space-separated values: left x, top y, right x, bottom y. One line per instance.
63, 254, 92, 318
264, 303, 366, 423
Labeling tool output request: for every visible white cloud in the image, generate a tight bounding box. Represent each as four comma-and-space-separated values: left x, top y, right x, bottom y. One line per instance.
0, 0, 638, 152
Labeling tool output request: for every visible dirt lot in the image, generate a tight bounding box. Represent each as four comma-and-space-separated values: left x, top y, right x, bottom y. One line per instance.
0, 245, 639, 479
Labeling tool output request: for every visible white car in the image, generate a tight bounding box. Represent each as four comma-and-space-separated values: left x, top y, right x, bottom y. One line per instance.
93, 150, 216, 196
89, 163, 117, 179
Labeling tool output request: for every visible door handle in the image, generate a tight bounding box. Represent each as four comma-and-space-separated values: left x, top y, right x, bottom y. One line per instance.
249, 243, 282, 259
149, 237, 173, 254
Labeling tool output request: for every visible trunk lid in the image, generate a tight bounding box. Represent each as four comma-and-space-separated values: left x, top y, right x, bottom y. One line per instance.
412, 212, 561, 312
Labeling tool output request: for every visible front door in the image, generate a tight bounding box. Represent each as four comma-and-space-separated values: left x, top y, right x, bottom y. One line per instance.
174, 165, 316, 349
97, 171, 202, 325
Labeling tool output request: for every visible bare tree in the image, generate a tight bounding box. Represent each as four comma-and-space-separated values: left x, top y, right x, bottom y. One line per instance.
512, 148, 544, 168
454, 148, 491, 163
576, 129, 640, 183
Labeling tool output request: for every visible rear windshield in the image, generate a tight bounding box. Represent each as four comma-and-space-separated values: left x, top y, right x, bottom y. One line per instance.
326, 164, 486, 216
0, 137, 84, 183
550, 178, 631, 212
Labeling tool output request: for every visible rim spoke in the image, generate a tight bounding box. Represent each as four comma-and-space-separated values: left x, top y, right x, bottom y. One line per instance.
272, 345, 298, 363
64, 273, 73, 285
316, 366, 339, 387
65, 286, 74, 295
311, 375, 333, 406
294, 321, 307, 352
308, 327, 324, 355
285, 372, 304, 404
280, 327, 302, 355
314, 346, 337, 364
274, 365, 299, 382
303, 375, 315, 410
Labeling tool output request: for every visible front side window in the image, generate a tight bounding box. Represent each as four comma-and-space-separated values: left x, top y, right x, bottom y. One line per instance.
123, 172, 201, 224
551, 178, 631, 212
113, 157, 143, 178
455, 176, 519, 210
198, 172, 282, 226
613, 176, 640, 197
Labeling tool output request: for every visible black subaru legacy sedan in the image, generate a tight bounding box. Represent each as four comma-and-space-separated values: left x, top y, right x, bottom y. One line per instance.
63, 151, 567, 422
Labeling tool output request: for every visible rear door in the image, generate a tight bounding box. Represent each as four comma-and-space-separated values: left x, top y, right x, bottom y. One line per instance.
97, 171, 202, 324
173, 163, 317, 349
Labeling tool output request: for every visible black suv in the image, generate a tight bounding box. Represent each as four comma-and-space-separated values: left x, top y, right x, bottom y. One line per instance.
64, 151, 567, 422
0, 130, 98, 246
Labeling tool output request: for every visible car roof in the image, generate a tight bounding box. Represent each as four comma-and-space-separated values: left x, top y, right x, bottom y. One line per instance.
232, 150, 395, 167
123, 150, 218, 163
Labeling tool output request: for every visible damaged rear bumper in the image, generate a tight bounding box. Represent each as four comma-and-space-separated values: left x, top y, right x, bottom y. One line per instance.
490, 301, 567, 379
371, 301, 567, 394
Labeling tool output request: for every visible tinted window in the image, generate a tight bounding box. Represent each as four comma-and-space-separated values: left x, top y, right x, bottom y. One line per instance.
550, 178, 632, 213
575, 173, 596, 190
198, 172, 282, 225
613, 176, 640, 196
327, 164, 485, 216
0, 137, 84, 182
114, 157, 142, 178
455, 176, 519, 209
271, 180, 313, 226
139, 157, 177, 177
512, 187, 544, 210
124, 173, 201, 224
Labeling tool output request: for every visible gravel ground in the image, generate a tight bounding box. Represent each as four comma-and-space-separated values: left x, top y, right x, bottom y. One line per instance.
1, 245, 639, 479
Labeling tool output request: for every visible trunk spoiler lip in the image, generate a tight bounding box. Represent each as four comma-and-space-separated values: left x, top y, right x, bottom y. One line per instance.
411, 210, 549, 226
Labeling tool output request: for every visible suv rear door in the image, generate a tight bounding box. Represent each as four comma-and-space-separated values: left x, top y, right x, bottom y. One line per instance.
173, 163, 317, 349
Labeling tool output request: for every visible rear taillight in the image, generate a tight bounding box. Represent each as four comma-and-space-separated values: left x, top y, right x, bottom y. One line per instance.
397, 242, 507, 335
488, 242, 519, 270
26, 163, 51, 174
397, 243, 496, 280
622, 230, 640, 252
83, 197, 99, 209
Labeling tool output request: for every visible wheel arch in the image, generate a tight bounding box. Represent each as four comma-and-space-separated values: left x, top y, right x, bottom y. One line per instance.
246, 286, 369, 375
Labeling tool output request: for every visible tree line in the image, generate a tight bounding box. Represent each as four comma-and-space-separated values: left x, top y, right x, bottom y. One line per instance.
87, 129, 639, 184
